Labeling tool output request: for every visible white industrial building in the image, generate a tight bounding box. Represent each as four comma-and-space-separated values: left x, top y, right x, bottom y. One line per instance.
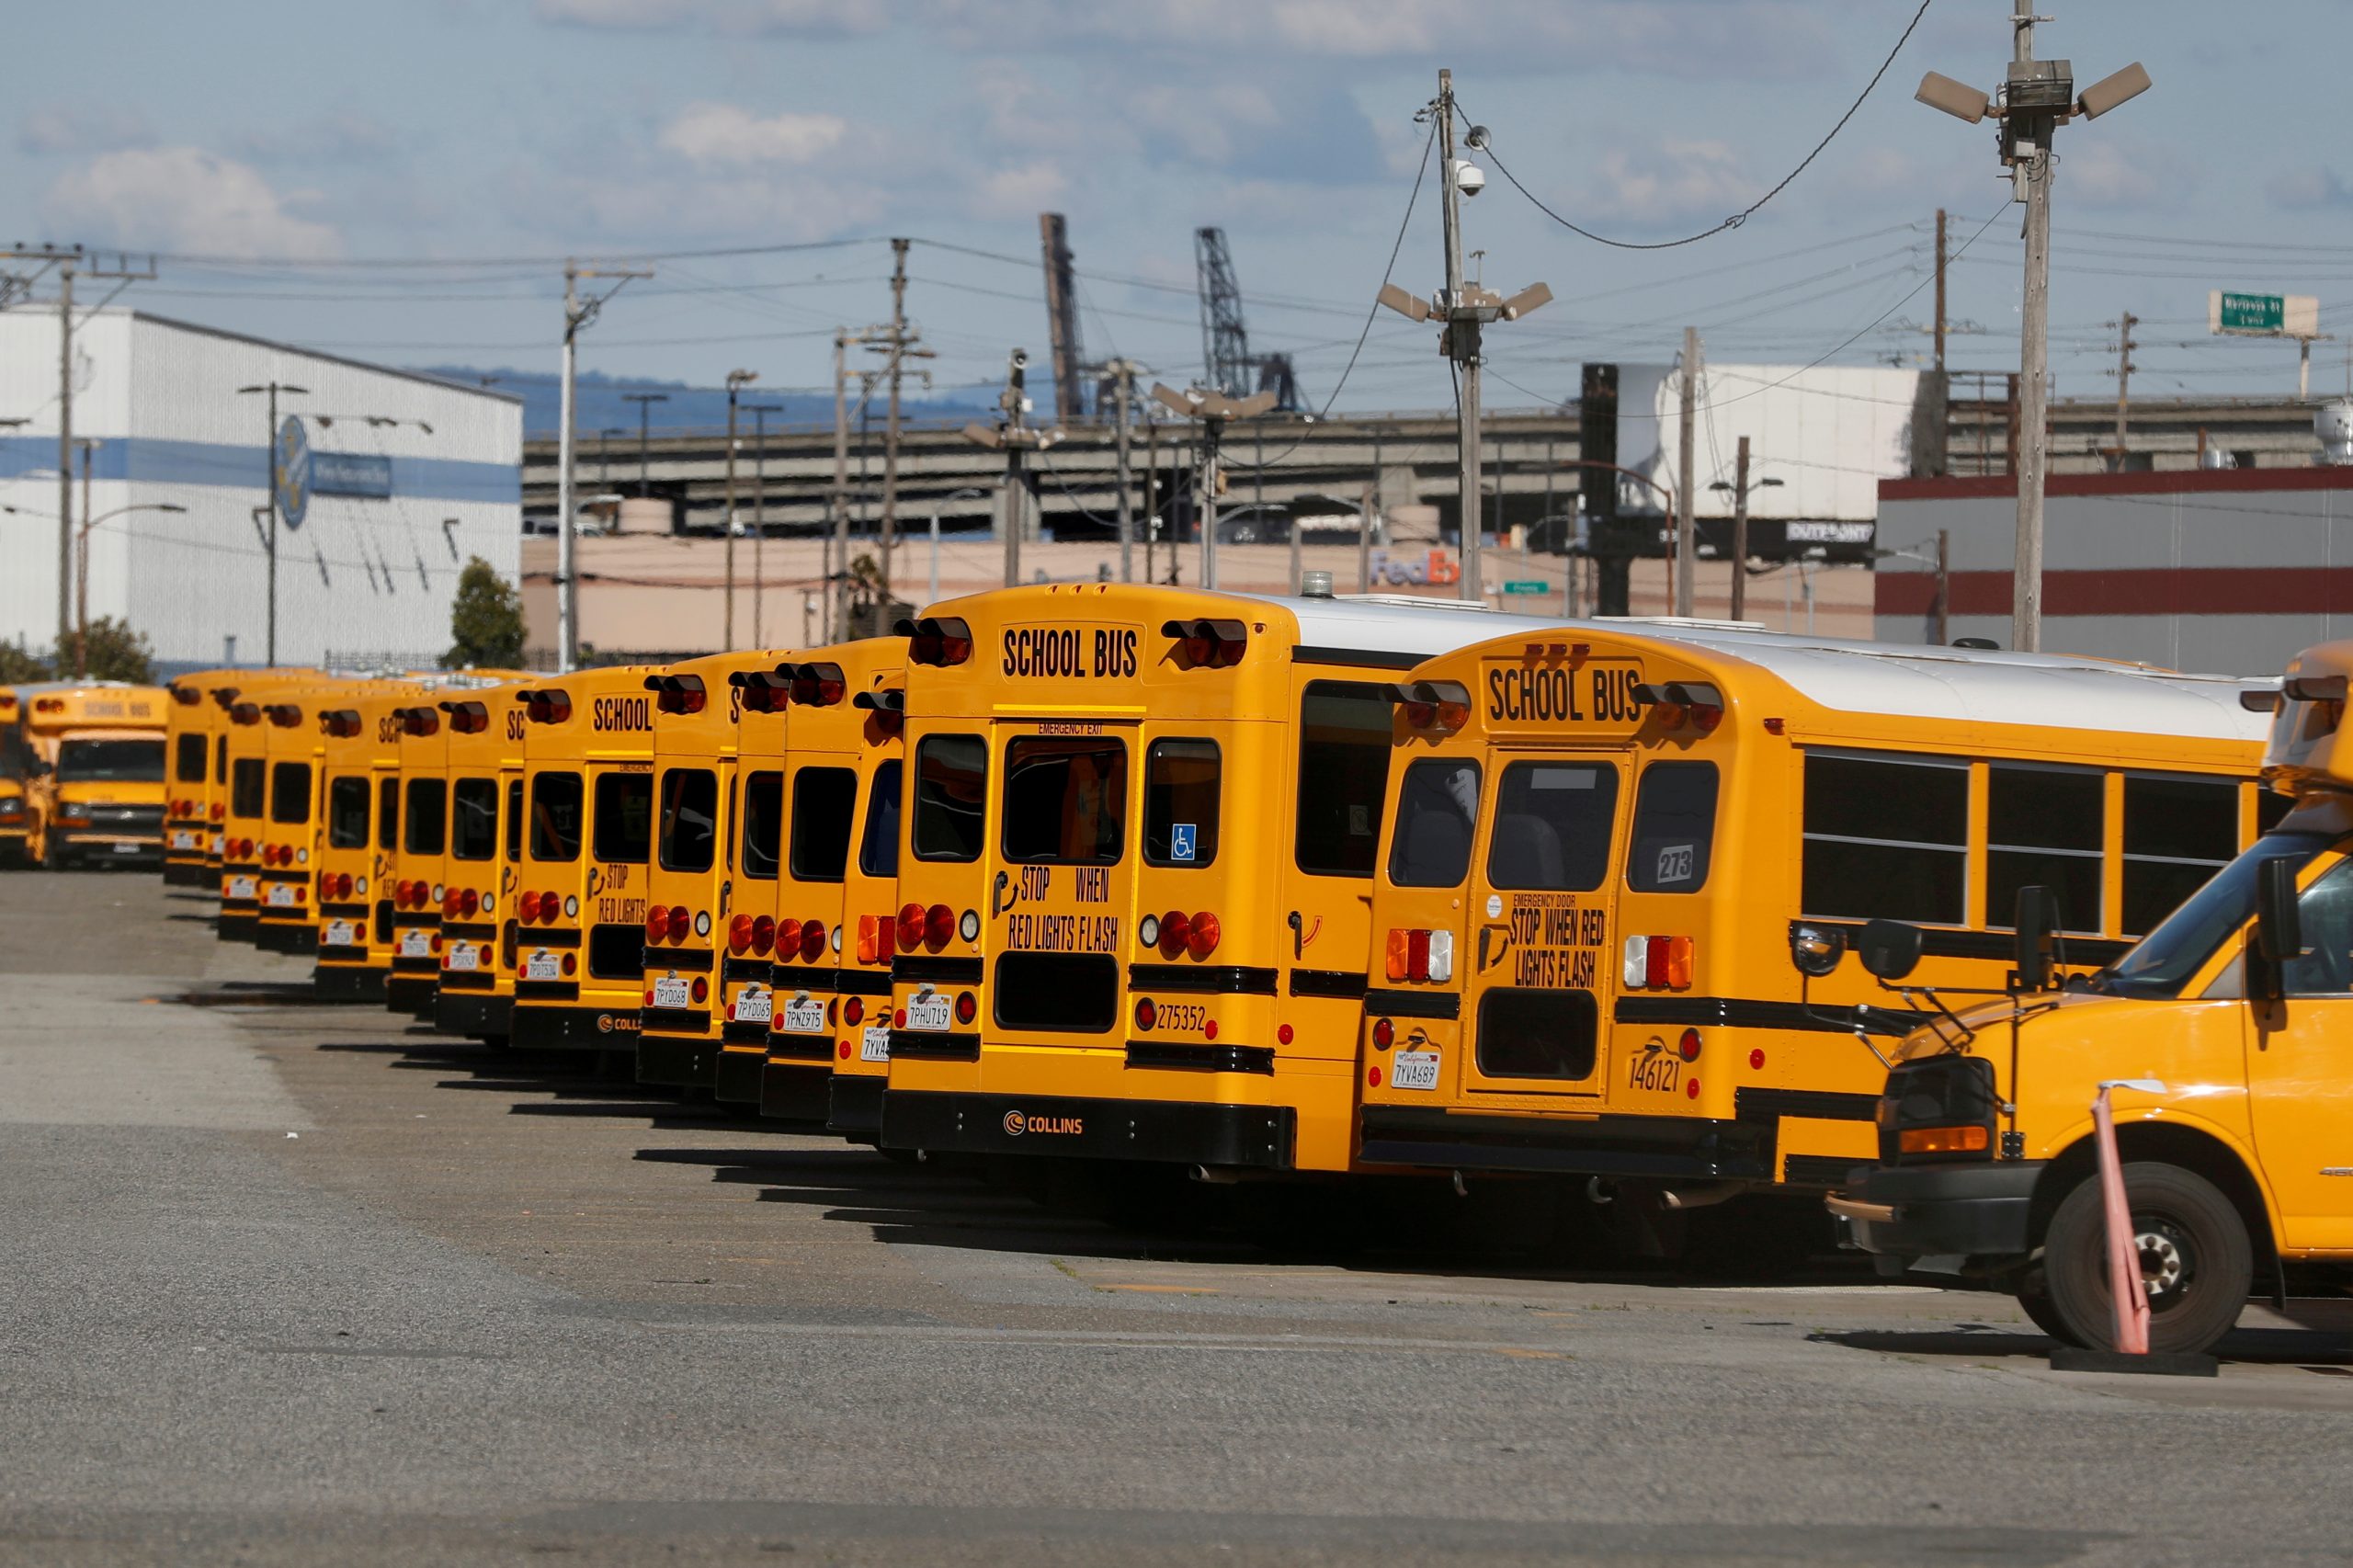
0, 309, 521, 670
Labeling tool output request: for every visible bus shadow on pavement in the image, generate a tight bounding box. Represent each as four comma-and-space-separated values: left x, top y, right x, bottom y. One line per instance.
1813, 1322, 2353, 1365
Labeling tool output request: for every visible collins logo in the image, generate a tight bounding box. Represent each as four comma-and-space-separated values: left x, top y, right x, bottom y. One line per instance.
1002, 1109, 1084, 1137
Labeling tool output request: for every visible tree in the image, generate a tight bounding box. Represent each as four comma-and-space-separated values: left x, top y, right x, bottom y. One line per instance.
445, 556, 527, 670
0, 641, 49, 683
77, 619, 153, 684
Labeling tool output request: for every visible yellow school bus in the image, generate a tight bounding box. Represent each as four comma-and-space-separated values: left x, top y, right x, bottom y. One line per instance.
0, 688, 30, 865
1838, 640, 2353, 1356
742, 642, 906, 1126
254, 683, 368, 954
162, 672, 241, 886
313, 687, 414, 1001
1357, 626, 2276, 1244
18, 683, 169, 869
383, 699, 458, 1018
878, 585, 1561, 1172
431, 685, 526, 1042
510, 665, 663, 1053
636, 650, 793, 1087
193, 669, 330, 894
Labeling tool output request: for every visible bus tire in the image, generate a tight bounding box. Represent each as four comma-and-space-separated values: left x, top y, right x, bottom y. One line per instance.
2011, 1266, 2079, 1346
2042, 1162, 2251, 1357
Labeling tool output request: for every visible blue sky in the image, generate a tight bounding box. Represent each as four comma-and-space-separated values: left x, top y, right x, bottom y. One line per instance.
6, 0, 2353, 427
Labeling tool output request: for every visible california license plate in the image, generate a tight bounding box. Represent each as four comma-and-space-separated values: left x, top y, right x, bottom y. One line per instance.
523, 950, 562, 983
1390, 1051, 1441, 1091
209, 834, 224, 856
398, 928, 432, 960
112, 842, 142, 855
227, 876, 257, 900
266, 882, 297, 907
170, 830, 195, 850
651, 974, 692, 1010
324, 920, 357, 948
859, 1026, 891, 1063
733, 988, 772, 1025
904, 994, 952, 1032
445, 943, 479, 972
780, 997, 826, 1035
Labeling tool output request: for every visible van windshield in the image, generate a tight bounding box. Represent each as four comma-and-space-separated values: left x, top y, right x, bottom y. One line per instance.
59, 738, 165, 783
2089, 832, 2332, 999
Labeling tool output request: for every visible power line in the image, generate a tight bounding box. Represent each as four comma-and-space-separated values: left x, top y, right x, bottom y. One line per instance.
1466, 0, 1935, 250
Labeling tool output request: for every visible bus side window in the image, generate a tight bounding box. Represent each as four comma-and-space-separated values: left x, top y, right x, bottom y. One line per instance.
327, 778, 371, 850
1627, 762, 1718, 893
1489, 762, 1617, 892
1387, 758, 1481, 888
1801, 752, 1967, 925
912, 735, 986, 863
1986, 764, 2101, 933
740, 770, 783, 881
504, 779, 524, 863
1294, 681, 1392, 878
859, 760, 902, 879
2121, 774, 2239, 937
1144, 740, 1220, 868
790, 767, 858, 882
378, 778, 399, 851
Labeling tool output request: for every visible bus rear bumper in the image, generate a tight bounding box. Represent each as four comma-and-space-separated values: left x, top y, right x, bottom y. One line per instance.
384, 974, 438, 1020
255, 920, 316, 956
881, 1090, 1296, 1169
313, 964, 388, 1003
510, 1004, 636, 1052
637, 1031, 720, 1088
1358, 1106, 1777, 1182
163, 859, 209, 886
436, 990, 512, 1040
1834, 1161, 2041, 1261
827, 1074, 883, 1137
712, 1045, 767, 1106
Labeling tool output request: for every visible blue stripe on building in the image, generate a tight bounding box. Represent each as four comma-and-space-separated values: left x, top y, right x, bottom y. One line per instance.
0, 436, 517, 506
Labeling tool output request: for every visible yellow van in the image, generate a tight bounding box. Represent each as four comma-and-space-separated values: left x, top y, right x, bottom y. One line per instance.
1838, 639, 2353, 1355
1358, 628, 2276, 1254
741, 642, 905, 1126
510, 666, 663, 1053
637, 650, 792, 1088
877, 585, 1560, 1173
19, 684, 169, 869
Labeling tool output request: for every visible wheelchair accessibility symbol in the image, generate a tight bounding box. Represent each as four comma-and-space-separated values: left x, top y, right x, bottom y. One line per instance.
1170, 824, 1196, 863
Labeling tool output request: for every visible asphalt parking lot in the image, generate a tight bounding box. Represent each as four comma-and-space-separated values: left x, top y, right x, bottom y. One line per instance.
3, 869, 2351, 1566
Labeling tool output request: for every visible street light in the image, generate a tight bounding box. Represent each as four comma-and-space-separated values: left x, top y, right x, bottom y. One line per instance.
73, 502, 185, 676
723, 369, 758, 649
236, 382, 309, 666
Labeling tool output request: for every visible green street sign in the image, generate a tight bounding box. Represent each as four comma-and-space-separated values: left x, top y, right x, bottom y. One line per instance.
2219, 291, 2283, 333
1501, 580, 1550, 596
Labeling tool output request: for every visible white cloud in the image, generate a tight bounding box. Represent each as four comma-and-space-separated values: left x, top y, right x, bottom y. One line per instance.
2268, 166, 2353, 210
968, 160, 1069, 218
535, 0, 885, 33
43, 147, 340, 259
2059, 140, 2169, 210
657, 102, 847, 166
1585, 138, 1755, 228
17, 104, 153, 155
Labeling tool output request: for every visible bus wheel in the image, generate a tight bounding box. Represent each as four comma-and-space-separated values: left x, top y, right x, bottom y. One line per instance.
2011, 1265, 2079, 1346
2042, 1163, 2251, 1356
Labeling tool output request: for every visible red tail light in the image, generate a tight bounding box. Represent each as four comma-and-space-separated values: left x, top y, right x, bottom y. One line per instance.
210, 803, 223, 821
858, 914, 896, 965
1185, 911, 1221, 959
1407, 927, 1431, 982
669, 906, 688, 942
925, 903, 953, 951
395, 879, 413, 906
1678, 1028, 1702, 1062
842, 995, 864, 1026
800, 918, 828, 963
442, 887, 460, 916
690, 976, 709, 1004
646, 905, 672, 943
907, 616, 974, 666
293, 886, 306, 903
460, 889, 479, 918
751, 915, 775, 955
1134, 997, 1157, 1030
896, 902, 926, 952
776, 917, 804, 957
955, 990, 977, 1024
1158, 911, 1191, 959
1371, 1017, 1394, 1049
519, 890, 542, 923
729, 914, 754, 954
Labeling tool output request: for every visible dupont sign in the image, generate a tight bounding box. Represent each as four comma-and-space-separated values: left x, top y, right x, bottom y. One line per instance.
2211, 290, 2319, 339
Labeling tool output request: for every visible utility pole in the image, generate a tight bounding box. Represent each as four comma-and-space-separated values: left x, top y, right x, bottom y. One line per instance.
963, 350, 1060, 588
559, 261, 651, 673
1932, 528, 1951, 647
1917, 6, 2150, 651
723, 369, 758, 649
1151, 384, 1277, 592
622, 392, 666, 497
746, 403, 781, 647
1142, 413, 1159, 587
1377, 70, 1550, 605
1105, 359, 1140, 582
1934, 208, 1949, 374
1677, 327, 1700, 619
75, 439, 97, 676
1729, 437, 1750, 624
874, 238, 921, 608
234, 382, 307, 666
829, 328, 883, 640
2107, 310, 2137, 472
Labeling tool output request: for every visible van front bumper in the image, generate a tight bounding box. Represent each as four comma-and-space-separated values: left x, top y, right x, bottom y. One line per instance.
1831, 1161, 2043, 1260
881, 1090, 1296, 1169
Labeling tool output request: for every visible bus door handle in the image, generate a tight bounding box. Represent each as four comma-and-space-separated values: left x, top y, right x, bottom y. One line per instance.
1288, 911, 1302, 959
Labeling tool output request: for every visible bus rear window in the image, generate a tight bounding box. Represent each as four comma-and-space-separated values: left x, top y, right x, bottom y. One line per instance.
1489, 762, 1618, 892
1295, 681, 1392, 878
656, 767, 718, 873
790, 767, 858, 882
1802, 752, 1967, 925
404, 778, 447, 857
913, 734, 986, 862
1627, 762, 1718, 893
594, 772, 653, 864
1388, 759, 1481, 888
530, 772, 583, 862
1002, 737, 1125, 866
327, 777, 370, 849
859, 761, 902, 879
378, 778, 399, 850
450, 777, 498, 862
740, 770, 782, 881
175, 733, 206, 783
1144, 740, 1219, 868
268, 761, 311, 824
231, 757, 265, 819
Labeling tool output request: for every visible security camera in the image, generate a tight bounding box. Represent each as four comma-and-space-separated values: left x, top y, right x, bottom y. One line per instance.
1451, 159, 1486, 198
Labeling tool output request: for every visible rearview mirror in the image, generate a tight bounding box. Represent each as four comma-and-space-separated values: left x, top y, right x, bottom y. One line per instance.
2256, 856, 2304, 967
1789, 923, 1847, 978
1858, 919, 1924, 983
2012, 884, 2060, 993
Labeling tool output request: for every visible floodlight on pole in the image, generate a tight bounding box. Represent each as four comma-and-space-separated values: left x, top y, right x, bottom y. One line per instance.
1147, 382, 1277, 592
